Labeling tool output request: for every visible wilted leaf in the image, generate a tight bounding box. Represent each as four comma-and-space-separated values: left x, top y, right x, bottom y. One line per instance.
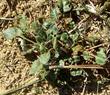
39, 51, 50, 65
64, 18, 72, 25
87, 32, 100, 43
72, 45, 83, 54
30, 60, 43, 75
95, 48, 106, 65
3, 28, 23, 40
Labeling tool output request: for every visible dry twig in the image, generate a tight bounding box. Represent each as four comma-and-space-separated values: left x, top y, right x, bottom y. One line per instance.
49, 65, 106, 70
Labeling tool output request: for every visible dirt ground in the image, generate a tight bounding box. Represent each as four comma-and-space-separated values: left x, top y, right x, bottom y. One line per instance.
1, 0, 110, 95
0, 0, 58, 95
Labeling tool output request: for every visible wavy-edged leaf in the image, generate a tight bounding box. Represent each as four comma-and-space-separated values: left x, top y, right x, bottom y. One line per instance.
95, 48, 106, 65
83, 51, 90, 61
70, 70, 83, 76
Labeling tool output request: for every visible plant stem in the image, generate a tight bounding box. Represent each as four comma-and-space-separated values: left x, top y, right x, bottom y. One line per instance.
87, 43, 108, 50
20, 36, 36, 45
81, 77, 87, 95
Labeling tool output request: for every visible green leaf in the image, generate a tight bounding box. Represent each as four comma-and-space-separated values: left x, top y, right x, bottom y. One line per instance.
31, 21, 38, 30
43, 20, 54, 29
83, 51, 90, 61
50, 8, 58, 21
60, 33, 68, 42
62, 0, 72, 12
55, 51, 59, 58
15, 28, 23, 36
95, 48, 106, 65
70, 70, 83, 76
3, 28, 16, 40
35, 27, 47, 43
59, 60, 65, 66
70, 32, 79, 44
51, 25, 59, 35
30, 60, 43, 75
48, 25, 58, 35
69, 21, 75, 29
57, 0, 63, 12
95, 56, 106, 65
43, 20, 58, 35
38, 51, 50, 65
3, 28, 23, 40
73, 56, 80, 63
57, 0, 72, 13
39, 43, 46, 53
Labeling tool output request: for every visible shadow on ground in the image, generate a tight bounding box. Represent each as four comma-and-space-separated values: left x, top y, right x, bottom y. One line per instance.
45, 69, 110, 95
23, 52, 110, 95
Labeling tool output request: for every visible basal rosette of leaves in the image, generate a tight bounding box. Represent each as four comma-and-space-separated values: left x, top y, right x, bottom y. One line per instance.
3, 0, 108, 82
